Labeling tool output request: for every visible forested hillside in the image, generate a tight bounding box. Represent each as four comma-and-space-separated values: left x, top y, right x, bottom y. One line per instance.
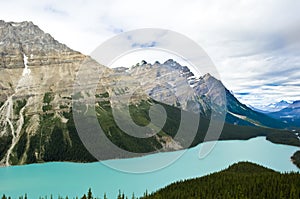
142, 162, 300, 199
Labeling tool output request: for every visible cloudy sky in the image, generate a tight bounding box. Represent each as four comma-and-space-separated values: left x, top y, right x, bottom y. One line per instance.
1, 0, 300, 108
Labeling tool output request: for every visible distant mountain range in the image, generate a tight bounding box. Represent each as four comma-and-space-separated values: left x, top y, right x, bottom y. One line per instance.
251, 100, 291, 113
268, 101, 300, 127
0, 20, 299, 166
252, 100, 300, 127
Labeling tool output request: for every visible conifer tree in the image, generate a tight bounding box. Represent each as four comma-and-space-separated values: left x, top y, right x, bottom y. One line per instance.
87, 188, 93, 199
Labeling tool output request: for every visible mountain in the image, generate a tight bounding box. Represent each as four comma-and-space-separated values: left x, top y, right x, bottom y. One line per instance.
0, 20, 298, 166
253, 100, 291, 113
268, 101, 300, 127
125, 60, 288, 129
141, 162, 300, 199
0, 20, 104, 165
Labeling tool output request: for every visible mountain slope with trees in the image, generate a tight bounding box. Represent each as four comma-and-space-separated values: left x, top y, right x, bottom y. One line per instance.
142, 162, 300, 199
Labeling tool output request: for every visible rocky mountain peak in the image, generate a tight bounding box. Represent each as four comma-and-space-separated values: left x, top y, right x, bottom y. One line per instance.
162, 59, 194, 78
255, 100, 291, 112
202, 73, 212, 78
0, 20, 83, 69
3, 21, 35, 28
118, 59, 227, 116
0, 20, 89, 100
163, 59, 180, 68
0, 20, 69, 50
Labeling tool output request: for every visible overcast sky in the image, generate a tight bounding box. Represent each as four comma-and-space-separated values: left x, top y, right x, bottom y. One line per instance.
1, 0, 300, 108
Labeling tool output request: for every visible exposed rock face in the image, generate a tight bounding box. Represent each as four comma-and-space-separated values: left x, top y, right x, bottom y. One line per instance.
0, 20, 88, 97
0, 21, 88, 103
0, 21, 92, 120
0, 20, 107, 166
118, 60, 227, 118
0, 21, 82, 68
116, 60, 288, 129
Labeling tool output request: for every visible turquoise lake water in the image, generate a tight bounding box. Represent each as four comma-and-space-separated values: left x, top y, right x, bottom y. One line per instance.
0, 137, 299, 198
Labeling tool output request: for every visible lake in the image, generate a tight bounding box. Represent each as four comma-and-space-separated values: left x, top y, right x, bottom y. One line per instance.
0, 137, 298, 198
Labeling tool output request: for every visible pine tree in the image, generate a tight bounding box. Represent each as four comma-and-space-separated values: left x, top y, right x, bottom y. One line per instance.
87, 188, 93, 199
117, 190, 122, 199
144, 190, 148, 197
289, 185, 297, 199
131, 193, 135, 199
279, 190, 284, 199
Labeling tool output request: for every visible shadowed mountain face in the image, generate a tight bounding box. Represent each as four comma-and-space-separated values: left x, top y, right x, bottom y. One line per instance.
0, 20, 298, 166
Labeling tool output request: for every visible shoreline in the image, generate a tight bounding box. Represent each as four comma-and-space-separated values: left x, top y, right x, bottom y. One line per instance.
1, 136, 298, 170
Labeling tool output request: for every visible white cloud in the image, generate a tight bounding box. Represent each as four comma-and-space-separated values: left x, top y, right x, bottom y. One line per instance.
1, 0, 299, 106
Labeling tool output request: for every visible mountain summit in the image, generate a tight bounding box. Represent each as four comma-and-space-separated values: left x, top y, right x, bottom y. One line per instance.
0, 20, 82, 69
254, 100, 291, 113
0, 20, 94, 166
268, 100, 300, 127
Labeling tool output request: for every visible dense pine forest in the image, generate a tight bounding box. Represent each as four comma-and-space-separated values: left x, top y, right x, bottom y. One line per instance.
142, 162, 300, 199
2, 162, 299, 199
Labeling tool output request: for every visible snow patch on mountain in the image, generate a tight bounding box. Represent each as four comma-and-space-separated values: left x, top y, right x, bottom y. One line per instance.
22, 53, 31, 76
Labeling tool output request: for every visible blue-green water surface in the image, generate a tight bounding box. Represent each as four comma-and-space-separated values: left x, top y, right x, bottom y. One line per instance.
0, 137, 298, 198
